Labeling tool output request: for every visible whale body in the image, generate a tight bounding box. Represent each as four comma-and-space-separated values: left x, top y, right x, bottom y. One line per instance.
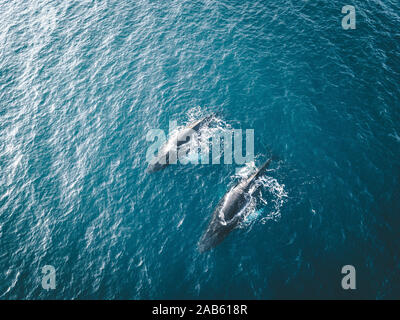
198, 158, 272, 252
147, 115, 213, 172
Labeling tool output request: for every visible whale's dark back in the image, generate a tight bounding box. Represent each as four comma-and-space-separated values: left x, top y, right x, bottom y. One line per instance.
147, 115, 214, 172
198, 158, 273, 252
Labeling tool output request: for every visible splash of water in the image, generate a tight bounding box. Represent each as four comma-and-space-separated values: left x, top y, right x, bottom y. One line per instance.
176, 107, 232, 165
234, 161, 288, 226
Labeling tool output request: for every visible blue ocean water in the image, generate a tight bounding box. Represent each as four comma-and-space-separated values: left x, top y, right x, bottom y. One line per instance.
1, 0, 399, 299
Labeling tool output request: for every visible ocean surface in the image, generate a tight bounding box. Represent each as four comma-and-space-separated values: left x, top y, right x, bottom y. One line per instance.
1, 0, 399, 299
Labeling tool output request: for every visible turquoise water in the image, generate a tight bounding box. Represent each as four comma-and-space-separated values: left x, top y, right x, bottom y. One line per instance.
1, 0, 399, 299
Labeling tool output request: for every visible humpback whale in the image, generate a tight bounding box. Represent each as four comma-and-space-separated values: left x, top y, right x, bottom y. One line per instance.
147, 115, 213, 172
198, 158, 273, 252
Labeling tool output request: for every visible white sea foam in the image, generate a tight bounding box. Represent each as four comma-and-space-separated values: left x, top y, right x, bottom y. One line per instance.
234, 161, 288, 226
176, 107, 232, 164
